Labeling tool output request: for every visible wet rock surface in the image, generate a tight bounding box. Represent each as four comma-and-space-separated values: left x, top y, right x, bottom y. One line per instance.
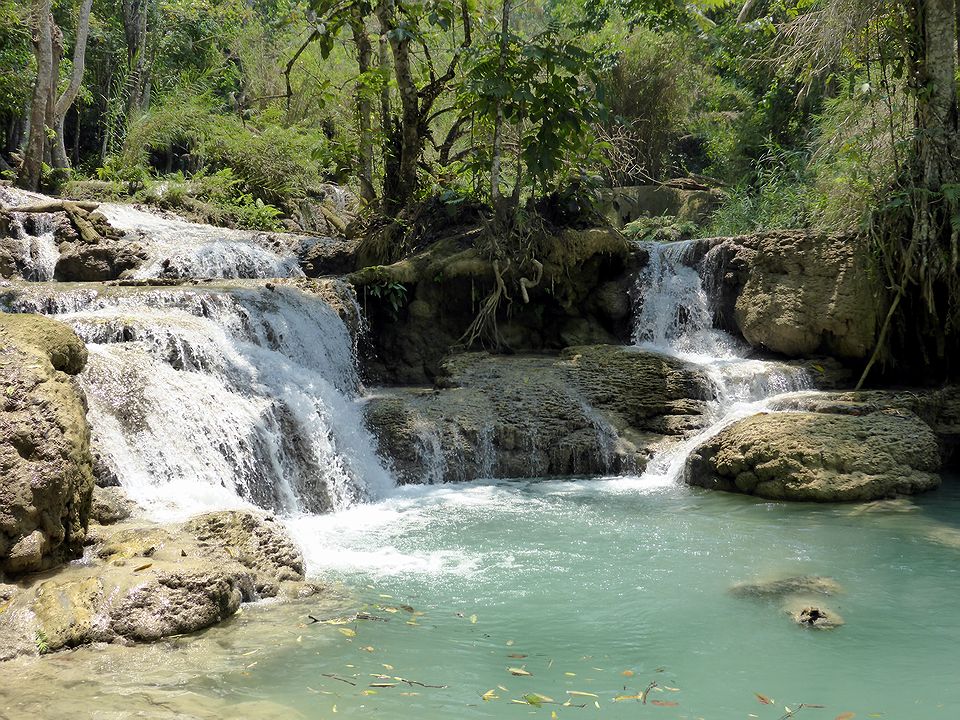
685, 410, 942, 501
0, 510, 311, 659
690, 230, 879, 361
731, 575, 845, 630
0, 314, 93, 575
364, 345, 712, 483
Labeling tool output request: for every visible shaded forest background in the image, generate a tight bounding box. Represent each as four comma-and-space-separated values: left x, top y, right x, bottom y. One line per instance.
1, 0, 958, 374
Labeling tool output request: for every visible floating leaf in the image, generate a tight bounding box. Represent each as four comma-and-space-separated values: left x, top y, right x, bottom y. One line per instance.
469, 614, 478, 624
614, 694, 642, 702
651, 700, 678, 707
835, 714, 856, 720
622, 670, 635, 677
552, 712, 558, 719
755, 693, 774, 705
482, 689, 499, 701
567, 691, 598, 698
362, 689, 378, 696
382, 664, 394, 670
508, 653, 528, 659
508, 667, 532, 676
338, 628, 357, 638
370, 682, 396, 688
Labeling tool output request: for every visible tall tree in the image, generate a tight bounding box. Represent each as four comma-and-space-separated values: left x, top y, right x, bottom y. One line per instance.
17, 0, 58, 190
52, 0, 94, 169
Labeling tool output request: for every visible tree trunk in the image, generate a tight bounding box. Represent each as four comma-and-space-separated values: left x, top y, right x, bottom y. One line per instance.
52, 0, 94, 169
123, 0, 149, 113
490, 0, 511, 223
916, 0, 958, 191
375, 0, 420, 214
350, 7, 376, 203
17, 0, 55, 191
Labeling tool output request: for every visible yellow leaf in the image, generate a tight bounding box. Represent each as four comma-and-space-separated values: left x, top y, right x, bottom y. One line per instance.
564, 672, 576, 677
361, 646, 375, 652
567, 691, 598, 698
835, 714, 856, 720
362, 689, 378, 695
614, 694, 642, 702
552, 712, 558, 719
370, 682, 396, 688
665, 686, 680, 692
482, 689, 499, 701
508, 667, 532, 676
382, 664, 394, 670
622, 670, 634, 677
469, 614, 478, 624
338, 628, 357, 638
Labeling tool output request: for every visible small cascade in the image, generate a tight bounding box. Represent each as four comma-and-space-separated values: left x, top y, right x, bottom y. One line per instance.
631, 240, 812, 480
3, 212, 60, 281
99, 204, 304, 280
3, 282, 392, 519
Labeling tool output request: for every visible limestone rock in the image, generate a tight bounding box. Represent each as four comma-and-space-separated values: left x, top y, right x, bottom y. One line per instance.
0, 314, 93, 575
730, 575, 842, 600
54, 236, 147, 281
702, 231, 878, 360
89, 486, 136, 525
364, 346, 711, 483
0, 510, 310, 658
184, 510, 305, 590
685, 410, 941, 501
784, 600, 845, 629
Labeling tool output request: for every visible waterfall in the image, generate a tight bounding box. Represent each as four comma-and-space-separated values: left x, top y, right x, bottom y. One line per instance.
3, 282, 393, 520
3, 213, 59, 281
99, 204, 305, 280
631, 240, 811, 480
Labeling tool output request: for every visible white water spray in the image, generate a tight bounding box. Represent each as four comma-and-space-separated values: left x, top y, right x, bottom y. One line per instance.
4, 282, 392, 520
631, 240, 811, 480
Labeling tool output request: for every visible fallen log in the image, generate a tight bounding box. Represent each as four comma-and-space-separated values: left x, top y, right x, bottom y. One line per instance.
2, 200, 99, 213
62, 201, 101, 243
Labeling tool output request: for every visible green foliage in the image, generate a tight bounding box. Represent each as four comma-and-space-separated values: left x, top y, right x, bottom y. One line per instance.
461, 16, 602, 200
367, 281, 408, 320
35, 629, 49, 655
704, 143, 817, 235
623, 215, 697, 242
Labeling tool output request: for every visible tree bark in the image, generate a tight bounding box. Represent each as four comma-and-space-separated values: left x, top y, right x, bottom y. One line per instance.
490, 0, 511, 221
123, 0, 149, 113
52, 0, 94, 169
375, 0, 419, 214
17, 0, 54, 191
916, 0, 958, 192
350, 7, 376, 203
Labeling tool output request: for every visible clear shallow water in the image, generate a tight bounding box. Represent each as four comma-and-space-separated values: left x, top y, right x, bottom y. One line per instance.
6, 476, 959, 719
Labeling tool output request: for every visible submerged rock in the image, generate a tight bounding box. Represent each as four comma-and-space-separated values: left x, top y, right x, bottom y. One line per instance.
730, 575, 843, 600
364, 345, 711, 483
731, 575, 845, 629
684, 410, 941, 501
0, 510, 310, 659
0, 314, 94, 575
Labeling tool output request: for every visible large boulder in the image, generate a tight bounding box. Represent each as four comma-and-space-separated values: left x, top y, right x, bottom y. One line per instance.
0, 314, 93, 575
364, 346, 712, 483
684, 410, 941, 501
0, 510, 309, 659
700, 231, 879, 360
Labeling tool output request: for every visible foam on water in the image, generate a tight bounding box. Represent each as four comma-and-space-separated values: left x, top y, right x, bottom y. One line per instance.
100, 203, 304, 279
4, 282, 392, 519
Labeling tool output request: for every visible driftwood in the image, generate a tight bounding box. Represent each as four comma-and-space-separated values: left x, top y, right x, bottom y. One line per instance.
2, 200, 103, 243
4, 200, 99, 213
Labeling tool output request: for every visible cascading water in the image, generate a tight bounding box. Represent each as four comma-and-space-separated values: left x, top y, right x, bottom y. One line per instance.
99, 204, 305, 280
631, 239, 811, 480
3, 281, 392, 519
3, 212, 60, 281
